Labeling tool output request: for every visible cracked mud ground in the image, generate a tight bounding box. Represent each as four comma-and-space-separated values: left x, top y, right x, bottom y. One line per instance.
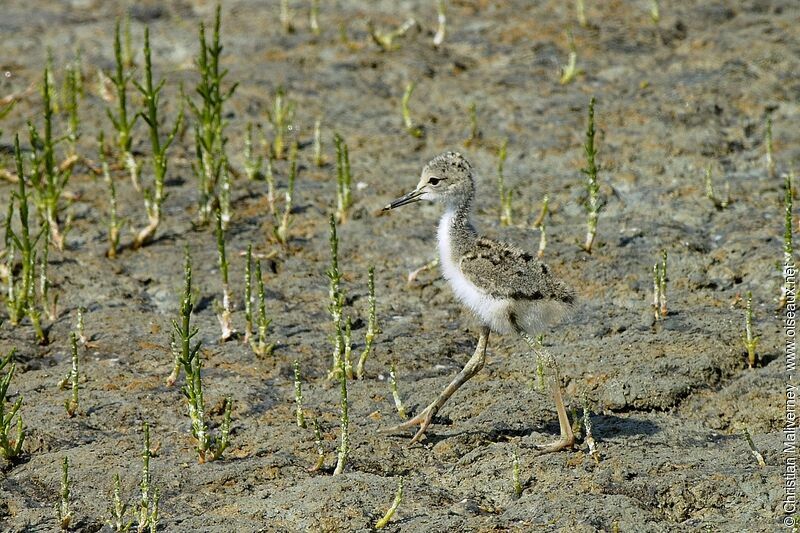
1, 1, 798, 531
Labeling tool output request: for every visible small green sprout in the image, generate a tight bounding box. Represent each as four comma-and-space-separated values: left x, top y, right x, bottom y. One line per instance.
401, 82, 423, 138
356, 266, 379, 379
327, 215, 345, 378
173, 249, 233, 462
104, 424, 161, 531
0, 349, 25, 461
433, 0, 446, 47
280, 0, 294, 33
310, 418, 325, 472
743, 428, 766, 467
107, 18, 140, 189
214, 210, 235, 341
368, 18, 417, 51
464, 101, 481, 146
576, 0, 588, 28
272, 141, 297, 245
582, 393, 599, 462
511, 449, 522, 498
766, 116, 775, 178
133, 27, 184, 249
497, 139, 512, 226
389, 363, 407, 420
649, 0, 660, 25
559, 31, 581, 85
333, 354, 349, 476
251, 259, 275, 356
309, 0, 321, 36
375, 477, 404, 529
99, 132, 125, 259
243, 122, 263, 180
313, 119, 324, 167
652, 251, 667, 320
64, 333, 80, 417
108, 472, 132, 532
580, 97, 600, 253
741, 291, 760, 368
704, 165, 730, 210
532, 195, 549, 229
294, 360, 306, 428
266, 87, 295, 159
243, 244, 254, 344
334, 133, 353, 222
56, 456, 72, 530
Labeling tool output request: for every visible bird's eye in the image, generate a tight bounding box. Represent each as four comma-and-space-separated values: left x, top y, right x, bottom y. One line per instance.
428, 177, 441, 186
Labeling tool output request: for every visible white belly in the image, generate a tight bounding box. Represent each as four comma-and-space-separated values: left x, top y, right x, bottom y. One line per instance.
437, 211, 513, 334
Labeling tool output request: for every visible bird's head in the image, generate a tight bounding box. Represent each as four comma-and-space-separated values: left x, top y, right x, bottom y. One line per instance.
384, 151, 475, 211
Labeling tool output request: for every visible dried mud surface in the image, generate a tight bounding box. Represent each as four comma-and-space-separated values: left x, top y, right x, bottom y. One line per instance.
1, 1, 799, 531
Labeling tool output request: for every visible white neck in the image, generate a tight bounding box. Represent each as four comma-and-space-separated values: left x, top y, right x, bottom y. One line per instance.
437, 209, 457, 264
435, 208, 513, 333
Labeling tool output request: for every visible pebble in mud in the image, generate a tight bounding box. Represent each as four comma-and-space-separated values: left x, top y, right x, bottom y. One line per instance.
449, 498, 482, 516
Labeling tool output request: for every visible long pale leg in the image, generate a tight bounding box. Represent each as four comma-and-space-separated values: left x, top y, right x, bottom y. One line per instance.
519, 331, 575, 453
383, 326, 490, 444
535, 367, 575, 452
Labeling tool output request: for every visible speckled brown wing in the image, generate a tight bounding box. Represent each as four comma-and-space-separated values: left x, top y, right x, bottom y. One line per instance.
459, 238, 574, 303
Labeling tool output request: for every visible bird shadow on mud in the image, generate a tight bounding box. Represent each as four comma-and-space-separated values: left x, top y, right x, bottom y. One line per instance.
383, 411, 662, 449
588, 414, 661, 438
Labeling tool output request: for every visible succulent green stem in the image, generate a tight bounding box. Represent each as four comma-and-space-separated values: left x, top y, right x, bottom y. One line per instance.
356, 266, 379, 379
294, 360, 306, 428
375, 477, 404, 529
57, 456, 72, 530
333, 354, 349, 475
401, 83, 423, 138
581, 97, 599, 253
64, 333, 79, 417
0, 349, 25, 461
334, 134, 353, 222
133, 26, 184, 248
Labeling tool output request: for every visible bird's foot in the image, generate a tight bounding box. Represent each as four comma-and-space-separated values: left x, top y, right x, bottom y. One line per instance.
533, 434, 575, 454
381, 404, 436, 445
